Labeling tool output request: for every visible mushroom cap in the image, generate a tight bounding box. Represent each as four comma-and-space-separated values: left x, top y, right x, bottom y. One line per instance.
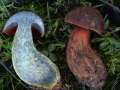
2, 11, 45, 38
64, 7, 104, 34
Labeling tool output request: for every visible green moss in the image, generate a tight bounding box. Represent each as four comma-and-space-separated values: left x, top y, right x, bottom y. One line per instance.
0, 34, 12, 61
93, 36, 120, 75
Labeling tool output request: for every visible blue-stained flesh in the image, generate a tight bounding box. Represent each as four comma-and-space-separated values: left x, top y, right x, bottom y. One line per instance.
3, 11, 60, 89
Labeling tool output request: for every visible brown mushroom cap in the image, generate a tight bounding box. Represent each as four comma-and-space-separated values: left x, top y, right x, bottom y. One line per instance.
64, 7, 104, 34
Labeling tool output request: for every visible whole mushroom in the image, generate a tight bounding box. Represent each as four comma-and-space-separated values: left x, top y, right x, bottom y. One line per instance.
2, 11, 60, 90
65, 7, 107, 89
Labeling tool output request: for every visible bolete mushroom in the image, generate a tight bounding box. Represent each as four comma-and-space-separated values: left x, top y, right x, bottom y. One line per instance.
2, 11, 60, 89
65, 7, 107, 89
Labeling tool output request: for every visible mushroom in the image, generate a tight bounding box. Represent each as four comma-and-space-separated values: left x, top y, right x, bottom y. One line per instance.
2, 11, 60, 89
65, 7, 107, 89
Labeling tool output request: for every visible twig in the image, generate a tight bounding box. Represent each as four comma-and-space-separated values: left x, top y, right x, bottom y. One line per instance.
0, 61, 28, 88
104, 27, 120, 36
99, 0, 120, 13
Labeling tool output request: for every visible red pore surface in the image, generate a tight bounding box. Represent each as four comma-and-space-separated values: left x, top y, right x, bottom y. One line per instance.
2, 26, 17, 36
66, 27, 107, 89
65, 7, 104, 34
2, 26, 42, 40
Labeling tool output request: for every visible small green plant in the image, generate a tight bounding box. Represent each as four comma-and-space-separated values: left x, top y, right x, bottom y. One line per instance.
93, 35, 120, 75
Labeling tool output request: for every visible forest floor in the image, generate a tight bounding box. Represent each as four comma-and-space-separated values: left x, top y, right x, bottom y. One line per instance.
0, 0, 120, 90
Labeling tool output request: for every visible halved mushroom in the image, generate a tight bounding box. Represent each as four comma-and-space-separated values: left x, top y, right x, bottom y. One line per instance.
2, 11, 61, 90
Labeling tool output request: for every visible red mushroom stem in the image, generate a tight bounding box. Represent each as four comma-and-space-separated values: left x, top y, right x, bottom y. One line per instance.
68, 27, 91, 52
66, 27, 107, 89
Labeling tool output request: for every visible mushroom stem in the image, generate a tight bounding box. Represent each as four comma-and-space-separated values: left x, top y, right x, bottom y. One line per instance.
66, 27, 107, 89
69, 27, 90, 50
